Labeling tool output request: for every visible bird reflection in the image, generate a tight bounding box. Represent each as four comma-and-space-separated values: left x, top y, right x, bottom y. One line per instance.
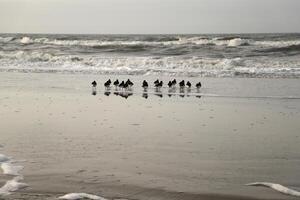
142, 92, 148, 99
92, 89, 97, 96
104, 91, 110, 96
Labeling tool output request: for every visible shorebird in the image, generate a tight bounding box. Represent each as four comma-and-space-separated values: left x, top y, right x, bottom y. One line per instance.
186, 81, 192, 88
155, 81, 163, 88
179, 80, 185, 88
167, 81, 173, 88
113, 79, 119, 87
171, 79, 177, 86
126, 79, 134, 87
104, 79, 111, 88
154, 79, 159, 85
91, 81, 97, 87
124, 81, 129, 89
196, 82, 202, 89
142, 80, 148, 89
119, 81, 125, 88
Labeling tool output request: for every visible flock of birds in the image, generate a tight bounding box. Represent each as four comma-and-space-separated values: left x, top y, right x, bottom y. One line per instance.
91, 79, 202, 90
91, 79, 202, 99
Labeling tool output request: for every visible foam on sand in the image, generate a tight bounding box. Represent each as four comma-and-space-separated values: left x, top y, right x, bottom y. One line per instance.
0, 176, 28, 196
58, 193, 107, 200
1, 162, 24, 176
246, 182, 300, 197
0, 153, 28, 196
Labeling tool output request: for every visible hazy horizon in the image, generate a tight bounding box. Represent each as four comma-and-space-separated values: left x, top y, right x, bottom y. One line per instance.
1, 0, 300, 34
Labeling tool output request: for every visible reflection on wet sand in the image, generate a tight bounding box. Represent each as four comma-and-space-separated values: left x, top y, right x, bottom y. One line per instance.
91, 87, 97, 96
92, 85, 202, 99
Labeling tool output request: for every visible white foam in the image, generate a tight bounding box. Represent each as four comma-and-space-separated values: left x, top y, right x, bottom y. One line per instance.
58, 193, 107, 200
0, 176, 28, 196
228, 38, 248, 47
20, 37, 32, 44
1, 162, 23, 176
246, 182, 300, 197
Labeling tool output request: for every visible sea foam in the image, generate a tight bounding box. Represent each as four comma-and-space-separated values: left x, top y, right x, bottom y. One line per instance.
58, 193, 107, 200
0, 154, 27, 196
0, 176, 28, 196
1, 162, 23, 176
246, 182, 300, 197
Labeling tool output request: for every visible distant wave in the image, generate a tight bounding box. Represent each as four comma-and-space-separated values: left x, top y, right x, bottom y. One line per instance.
3, 36, 251, 48
0, 36, 16, 43
246, 182, 300, 197
257, 44, 300, 54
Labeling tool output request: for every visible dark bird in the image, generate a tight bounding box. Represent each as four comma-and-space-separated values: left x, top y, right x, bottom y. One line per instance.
186, 81, 192, 88
142, 80, 148, 88
196, 82, 202, 89
126, 79, 134, 87
124, 81, 129, 89
168, 81, 173, 88
179, 80, 185, 88
154, 79, 159, 85
119, 81, 125, 88
155, 80, 163, 88
91, 81, 97, 87
113, 79, 119, 87
171, 79, 177, 86
104, 79, 111, 88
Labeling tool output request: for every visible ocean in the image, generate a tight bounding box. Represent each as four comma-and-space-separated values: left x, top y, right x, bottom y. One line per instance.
0, 33, 300, 78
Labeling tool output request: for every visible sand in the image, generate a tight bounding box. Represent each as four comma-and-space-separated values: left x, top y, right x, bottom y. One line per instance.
0, 72, 300, 200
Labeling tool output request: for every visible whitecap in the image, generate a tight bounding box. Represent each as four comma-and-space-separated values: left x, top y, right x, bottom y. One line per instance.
20, 36, 32, 44
228, 38, 248, 47
246, 182, 300, 197
58, 193, 107, 200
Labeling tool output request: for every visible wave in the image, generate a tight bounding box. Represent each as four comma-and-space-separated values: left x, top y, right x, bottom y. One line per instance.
1, 35, 299, 50
257, 44, 300, 54
0, 36, 16, 43
0, 52, 299, 78
246, 182, 300, 197
14, 36, 251, 48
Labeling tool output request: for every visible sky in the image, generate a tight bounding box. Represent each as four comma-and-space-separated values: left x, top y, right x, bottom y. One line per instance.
0, 0, 299, 34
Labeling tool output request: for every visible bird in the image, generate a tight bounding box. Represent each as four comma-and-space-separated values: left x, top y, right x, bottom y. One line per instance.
196, 82, 202, 89
91, 81, 97, 87
142, 80, 148, 89
126, 79, 134, 87
186, 81, 192, 88
167, 81, 173, 88
113, 79, 119, 87
179, 80, 185, 88
119, 81, 125, 88
104, 79, 111, 88
171, 79, 177, 86
155, 80, 163, 88
124, 81, 129, 89
154, 79, 159, 85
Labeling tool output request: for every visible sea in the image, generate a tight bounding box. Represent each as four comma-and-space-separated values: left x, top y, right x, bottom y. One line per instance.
0, 33, 300, 78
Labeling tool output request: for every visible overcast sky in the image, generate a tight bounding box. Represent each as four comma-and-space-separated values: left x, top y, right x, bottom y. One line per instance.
0, 0, 299, 34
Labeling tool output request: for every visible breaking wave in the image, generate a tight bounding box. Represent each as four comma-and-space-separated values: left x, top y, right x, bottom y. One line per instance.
1, 33, 300, 78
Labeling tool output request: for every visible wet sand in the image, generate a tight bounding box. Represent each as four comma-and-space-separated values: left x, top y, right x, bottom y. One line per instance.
1, 72, 300, 200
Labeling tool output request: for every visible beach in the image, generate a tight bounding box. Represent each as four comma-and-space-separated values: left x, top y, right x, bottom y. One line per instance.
1, 72, 300, 199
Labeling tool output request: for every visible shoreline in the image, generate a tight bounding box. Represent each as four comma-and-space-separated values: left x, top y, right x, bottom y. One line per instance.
1, 72, 300, 200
